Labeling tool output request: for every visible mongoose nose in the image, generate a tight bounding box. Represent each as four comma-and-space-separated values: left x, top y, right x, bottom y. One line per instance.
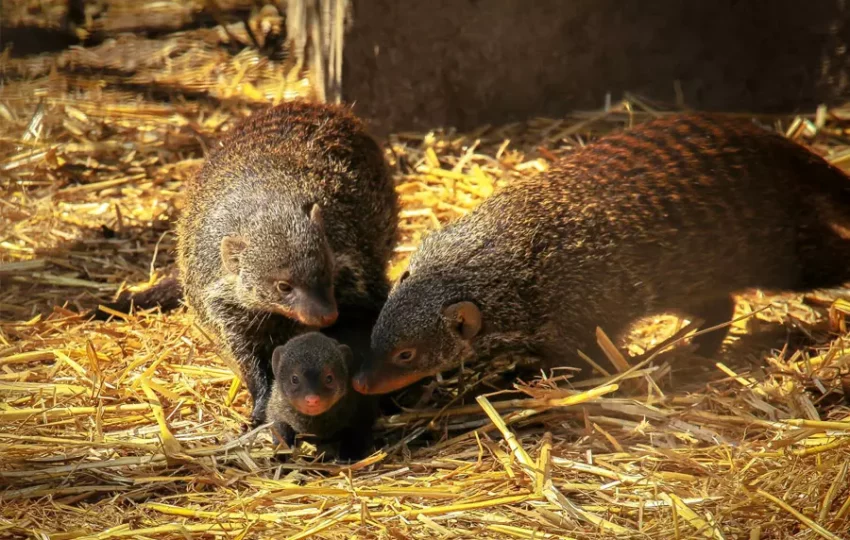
351, 373, 369, 394
318, 310, 338, 326
293, 306, 338, 327
304, 395, 321, 407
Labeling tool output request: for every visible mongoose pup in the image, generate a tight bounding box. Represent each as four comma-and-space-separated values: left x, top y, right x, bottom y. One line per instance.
266, 318, 379, 462
353, 113, 850, 395
177, 100, 398, 424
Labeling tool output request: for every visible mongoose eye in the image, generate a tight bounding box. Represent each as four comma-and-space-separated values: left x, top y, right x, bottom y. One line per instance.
392, 348, 416, 364
325, 373, 335, 385
290, 375, 300, 385
398, 270, 410, 284
276, 281, 293, 294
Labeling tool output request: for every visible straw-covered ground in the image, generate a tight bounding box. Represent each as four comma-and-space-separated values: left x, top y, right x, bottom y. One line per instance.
3, 32, 850, 538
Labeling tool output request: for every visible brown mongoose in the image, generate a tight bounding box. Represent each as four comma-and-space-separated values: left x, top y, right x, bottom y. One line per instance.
353, 113, 850, 395
177, 100, 398, 424
266, 314, 379, 462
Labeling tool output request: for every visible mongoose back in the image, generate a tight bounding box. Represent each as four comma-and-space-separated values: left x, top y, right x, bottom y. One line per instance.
177, 100, 398, 423
353, 113, 850, 395
266, 314, 379, 461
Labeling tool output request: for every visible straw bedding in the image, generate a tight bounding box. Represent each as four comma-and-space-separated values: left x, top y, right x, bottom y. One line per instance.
3, 31, 850, 539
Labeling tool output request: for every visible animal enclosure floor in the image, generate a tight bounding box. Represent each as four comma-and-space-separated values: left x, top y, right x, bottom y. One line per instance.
3, 89, 850, 539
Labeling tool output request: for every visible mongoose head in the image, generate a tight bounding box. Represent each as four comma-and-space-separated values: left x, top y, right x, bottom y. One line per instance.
352, 270, 482, 395
220, 202, 338, 327
271, 332, 351, 416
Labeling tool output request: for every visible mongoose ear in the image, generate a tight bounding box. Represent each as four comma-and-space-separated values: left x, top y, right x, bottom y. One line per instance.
338, 344, 353, 364
220, 235, 248, 275
270, 346, 286, 378
307, 203, 324, 228
443, 301, 482, 341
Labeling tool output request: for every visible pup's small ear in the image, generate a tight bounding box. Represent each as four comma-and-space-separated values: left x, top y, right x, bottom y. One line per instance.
442, 301, 482, 341
338, 344, 353, 365
271, 345, 287, 379
220, 235, 248, 274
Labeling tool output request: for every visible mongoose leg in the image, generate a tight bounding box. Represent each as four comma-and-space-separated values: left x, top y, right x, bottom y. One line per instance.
222, 328, 276, 427
244, 363, 273, 428
249, 387, 272, 427
273, 421, 297, 447
337, 391, 379, 462
686, 295, 736, 359
798, 232, 850, 290
336, 426, 375, 463
270, 420, 297, 462
538, 331, 616, 380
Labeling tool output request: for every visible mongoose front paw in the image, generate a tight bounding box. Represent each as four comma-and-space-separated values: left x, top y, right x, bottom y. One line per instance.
337, 432, 374, 463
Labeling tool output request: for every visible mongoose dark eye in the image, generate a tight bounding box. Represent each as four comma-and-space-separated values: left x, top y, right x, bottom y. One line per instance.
392, 348, 416, 364
276, 281, 293, 294
325, 373, 335, 385
398, 270, 410, 284
290, 375, 299, 385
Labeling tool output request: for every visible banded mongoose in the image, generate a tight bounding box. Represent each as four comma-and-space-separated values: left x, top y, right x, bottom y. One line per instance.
352, 113, 850, 395
177, 100, 398, 424
266, 316, 379, 462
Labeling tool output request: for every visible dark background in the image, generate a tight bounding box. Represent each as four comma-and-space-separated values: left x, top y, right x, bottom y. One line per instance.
343, 0, 850, 133
4, 0, 850, 134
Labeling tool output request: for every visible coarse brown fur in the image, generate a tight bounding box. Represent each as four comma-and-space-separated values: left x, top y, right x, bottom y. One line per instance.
266, 310, 379, 462
354, 113, 850, 395
177, 100, 398, 424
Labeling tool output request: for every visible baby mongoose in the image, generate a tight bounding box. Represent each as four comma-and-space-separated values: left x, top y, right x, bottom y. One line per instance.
177, 100, 398, 424
353, 113, 850, 395
266, 324, 379, 462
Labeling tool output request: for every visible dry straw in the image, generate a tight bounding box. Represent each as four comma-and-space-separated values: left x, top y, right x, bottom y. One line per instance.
2, 10, 850, 537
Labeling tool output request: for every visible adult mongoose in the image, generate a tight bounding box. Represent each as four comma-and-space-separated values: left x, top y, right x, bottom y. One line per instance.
266, 316, 379, 462
177, 100, 398, 424
352, 113, 850, 395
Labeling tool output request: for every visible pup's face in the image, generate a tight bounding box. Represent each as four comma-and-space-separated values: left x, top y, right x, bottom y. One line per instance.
271, 333, 351, 416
